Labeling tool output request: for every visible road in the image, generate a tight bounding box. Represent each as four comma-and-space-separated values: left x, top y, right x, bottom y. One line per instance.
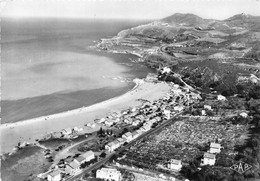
66, 112, 182, 181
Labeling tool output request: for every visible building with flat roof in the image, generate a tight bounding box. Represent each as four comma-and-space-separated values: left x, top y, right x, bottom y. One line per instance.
96, 168, 121, 181
47, 170, 61, 181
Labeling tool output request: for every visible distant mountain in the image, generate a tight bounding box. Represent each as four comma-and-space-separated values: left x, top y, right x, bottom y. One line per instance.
159, 13, 260, 31
226, 13, 254, 21
161, 13, 213, 27
224, 13, 260, 31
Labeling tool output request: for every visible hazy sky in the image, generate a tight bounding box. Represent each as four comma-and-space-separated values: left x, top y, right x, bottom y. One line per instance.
2, 0, 260, 20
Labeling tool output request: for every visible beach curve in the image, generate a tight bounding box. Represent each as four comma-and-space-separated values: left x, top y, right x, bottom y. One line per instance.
0, 79, 171, 154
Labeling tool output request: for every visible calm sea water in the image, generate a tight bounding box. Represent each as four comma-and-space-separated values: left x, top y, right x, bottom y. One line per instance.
1, 18, 154, 123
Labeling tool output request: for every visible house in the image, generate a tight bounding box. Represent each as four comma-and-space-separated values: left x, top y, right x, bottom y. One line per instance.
142, 124, 151, 132
154, 116, 161, 122
96, 168, 121, 181
132, 120, 140, 126
104, 120, 114, 127
124, 118, 132, 124
73, 127, 83, 132
132, 131, 140, 139
74, 155, 87, 165
174, 44, 184, 48
217, 95, 226, 101
105, 141, 120, 152
65, 160, 81, 175
168, 159, 182, 170
201, 152, 216, 166
162, 67, 171, 74
136, 129, 143, 135
204, 105, 212, 110
136, 115, 145, 121
117, 138, 126, 145
239, 112, 248, 118
99, 118, 106, 123
62, 128, 72, 136
174, 106, 184, 112
81, 151, 95, 162
163, 110, 171, 119
139, 127, 146, 132
209, 143, 222, 154
47, 170, 61, 181
122, 132, 133, 142
201, 110, 206, 116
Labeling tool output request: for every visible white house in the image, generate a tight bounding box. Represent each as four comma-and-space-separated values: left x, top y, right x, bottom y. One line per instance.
239, 112, 248, 118
143, 124, 152, 131
104, 120, 114, 127
162, 67, 171, 74
163, 110, 171, 119
117, 138, 126, 145
96, 168, 121, 181
204, 105, 212, 110
209, 143, 222, 154
65, 160, 81, 175
122, 132, 133, 142
201, 110, 206, 116
47, 170, 61, 181
168, 159, 182, 170
174, 106, 184, 112
201, 152, 216, 166
124, 118, 132, 124
81, 151, 95, 162
217, 95, 226, 101
174, 44, 184, 48
99, 118, 106, 123
105, 141, 120, 152
132, 120, 140, 126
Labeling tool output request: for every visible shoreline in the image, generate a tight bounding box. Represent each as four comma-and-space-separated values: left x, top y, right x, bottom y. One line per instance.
1, 81, 139, 129
0, 79, 171, 154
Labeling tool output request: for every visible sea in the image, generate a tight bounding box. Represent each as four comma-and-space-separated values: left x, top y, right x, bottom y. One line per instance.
1, 18, 154, 124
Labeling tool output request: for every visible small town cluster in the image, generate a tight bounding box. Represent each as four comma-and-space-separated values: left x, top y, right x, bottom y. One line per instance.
38, 73, 205, 181
37, 69, 251, 181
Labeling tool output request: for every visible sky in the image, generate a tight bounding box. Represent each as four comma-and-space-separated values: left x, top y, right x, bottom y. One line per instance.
1, 0, 260, 20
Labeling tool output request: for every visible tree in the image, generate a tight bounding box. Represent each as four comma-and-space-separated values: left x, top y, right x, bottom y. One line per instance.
100, 152, 106, 158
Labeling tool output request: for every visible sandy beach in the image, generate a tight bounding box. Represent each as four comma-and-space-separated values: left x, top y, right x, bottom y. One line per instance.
0, 80, 170, 154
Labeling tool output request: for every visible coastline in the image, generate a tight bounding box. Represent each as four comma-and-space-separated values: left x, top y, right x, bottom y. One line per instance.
1, 80, 140, 129
0, 79, 171, 154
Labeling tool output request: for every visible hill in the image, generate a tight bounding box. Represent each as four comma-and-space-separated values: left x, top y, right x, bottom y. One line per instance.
96, 12, 260, 95
161, 13, 213, 27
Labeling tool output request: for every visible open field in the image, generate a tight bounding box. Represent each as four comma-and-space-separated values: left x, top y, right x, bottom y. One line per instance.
117, 117, 249, 170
